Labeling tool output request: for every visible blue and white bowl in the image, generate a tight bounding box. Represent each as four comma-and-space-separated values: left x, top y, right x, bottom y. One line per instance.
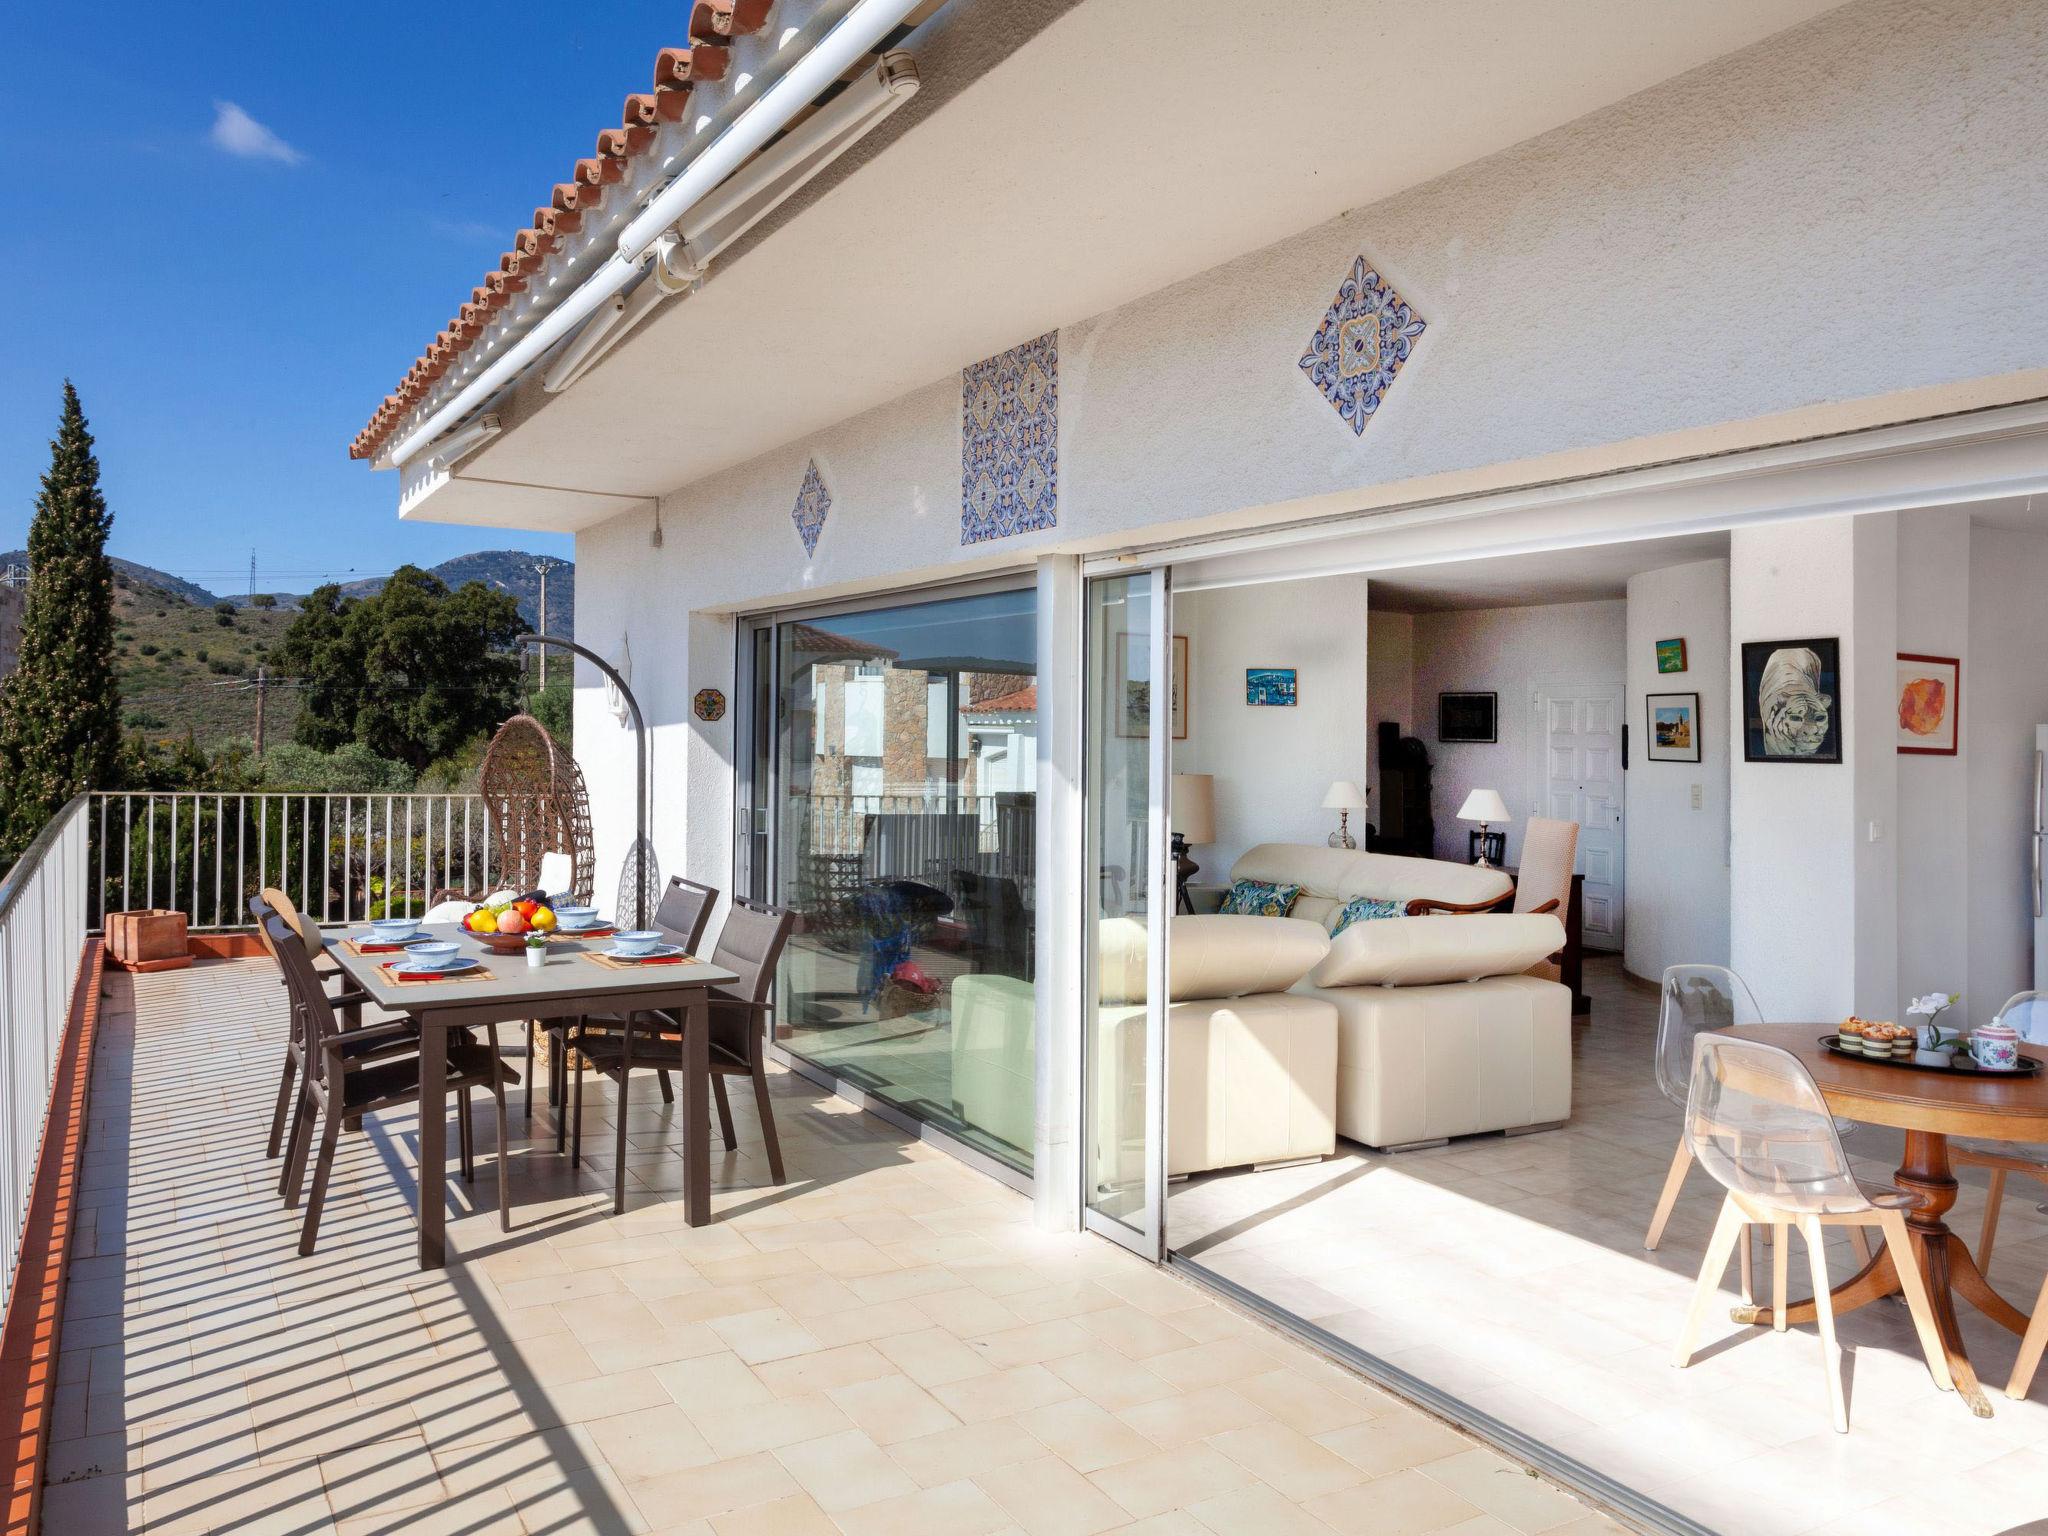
611, 930, 663, 957
554, 905, 600, 930
405, 941, 462, 971
371, 917, 421, 942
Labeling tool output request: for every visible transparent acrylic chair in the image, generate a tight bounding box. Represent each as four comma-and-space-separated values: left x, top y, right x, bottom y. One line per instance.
1948, 992, 2048, 1399
1644, 966, 1870, 1289
1672, 1035, 1953, 1432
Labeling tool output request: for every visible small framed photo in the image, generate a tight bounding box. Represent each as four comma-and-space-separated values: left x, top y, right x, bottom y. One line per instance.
1741, 638, 1842, 763
1645, 692, 1701, 762
1655, 638, 1688, 674
1438, 691, 1497, 744
1896, 653, 1959, 755
1245, 667, 1296, 707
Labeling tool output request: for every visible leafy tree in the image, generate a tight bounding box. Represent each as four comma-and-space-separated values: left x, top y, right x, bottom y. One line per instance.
269, 565, 523, 771
528, 676, 573, 745
250, 592, 278, 609
250, 740, 414, 793
0, 383, 121, 848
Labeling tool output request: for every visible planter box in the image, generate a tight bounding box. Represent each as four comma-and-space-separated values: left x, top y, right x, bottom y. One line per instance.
106, 909, 193, 973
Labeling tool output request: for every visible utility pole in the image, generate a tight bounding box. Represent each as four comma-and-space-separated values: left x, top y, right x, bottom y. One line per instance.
248, 548, 257, 602
531, 558, 558, 689
253, 665, 267, 758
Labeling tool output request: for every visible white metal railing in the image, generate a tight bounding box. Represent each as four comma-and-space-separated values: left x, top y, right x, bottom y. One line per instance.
87, 792, 503, 933
802, 791, 1036, 885
0, 794, 89, 1315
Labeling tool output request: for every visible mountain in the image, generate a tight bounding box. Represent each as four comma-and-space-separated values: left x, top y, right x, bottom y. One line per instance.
335, 550, 575, 636
1, 549, 574, 635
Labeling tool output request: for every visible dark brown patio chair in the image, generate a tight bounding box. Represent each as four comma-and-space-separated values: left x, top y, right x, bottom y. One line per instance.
570, 898, 796, 1212
533, 876, 719, 1136
269, 915, 519, 1253
252, 890, 419, 1174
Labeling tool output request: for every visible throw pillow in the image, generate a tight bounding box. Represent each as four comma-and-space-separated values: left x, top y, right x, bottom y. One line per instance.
1218, 878, 1302, 917
1329, 896, 1402, 936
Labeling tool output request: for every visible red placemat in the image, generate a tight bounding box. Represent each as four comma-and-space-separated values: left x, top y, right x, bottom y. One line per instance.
578, 950, 702, 971
375, 961, 498, 986
341, 937, 427, 957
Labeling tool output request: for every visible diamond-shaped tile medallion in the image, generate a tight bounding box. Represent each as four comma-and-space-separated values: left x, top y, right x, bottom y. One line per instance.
1299, 256, 1425, 436
790, 458, 831, 556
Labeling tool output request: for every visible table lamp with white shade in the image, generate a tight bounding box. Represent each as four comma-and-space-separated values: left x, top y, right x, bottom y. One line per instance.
1456, 788, 1512, 868
1321, 780, 1368, 850
1171, 773, 1215, 912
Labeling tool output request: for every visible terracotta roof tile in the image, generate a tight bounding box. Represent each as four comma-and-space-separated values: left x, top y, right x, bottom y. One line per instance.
350, 0, 780, 462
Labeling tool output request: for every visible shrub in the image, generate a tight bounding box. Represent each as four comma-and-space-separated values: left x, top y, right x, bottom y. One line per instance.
214, 601, 236, 627
137, 641, 158, 656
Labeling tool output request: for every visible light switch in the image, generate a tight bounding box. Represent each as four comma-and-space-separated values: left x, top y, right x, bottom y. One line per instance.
1690, 784, 1703, 811
1868, 819, 1885, 842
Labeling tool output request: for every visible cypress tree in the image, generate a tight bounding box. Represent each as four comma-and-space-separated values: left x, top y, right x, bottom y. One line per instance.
0, 383, 120, 849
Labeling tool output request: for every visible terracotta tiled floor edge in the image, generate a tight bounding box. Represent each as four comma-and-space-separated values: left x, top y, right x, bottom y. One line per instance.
0, 937, 102, 1536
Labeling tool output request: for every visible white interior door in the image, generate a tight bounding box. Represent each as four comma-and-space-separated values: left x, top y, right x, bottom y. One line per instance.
1534, 684, 1624, 952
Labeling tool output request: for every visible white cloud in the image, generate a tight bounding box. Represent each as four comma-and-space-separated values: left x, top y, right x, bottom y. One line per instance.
209, 101, 304, 166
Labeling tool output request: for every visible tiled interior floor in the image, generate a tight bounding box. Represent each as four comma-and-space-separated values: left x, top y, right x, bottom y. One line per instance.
45, 959, 1626, 1535
1168, 956, 2048, 1536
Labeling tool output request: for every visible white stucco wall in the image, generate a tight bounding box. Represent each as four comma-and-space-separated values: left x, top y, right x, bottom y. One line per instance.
1170, 575, 1371, 877
1624, 559, 1732, 983
1409, 602, 1627, 875
572, 0, 2048, 929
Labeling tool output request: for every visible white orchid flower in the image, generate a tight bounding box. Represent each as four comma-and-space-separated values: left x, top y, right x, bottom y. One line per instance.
1906, 991, 1957, 1016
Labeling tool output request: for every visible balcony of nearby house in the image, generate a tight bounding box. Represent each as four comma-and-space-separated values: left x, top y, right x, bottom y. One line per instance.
5, 797, 1618, 1536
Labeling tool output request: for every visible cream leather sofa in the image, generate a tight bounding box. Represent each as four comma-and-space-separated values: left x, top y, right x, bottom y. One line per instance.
1217, 844, 1574, 1150
952, 914, 1339, 1179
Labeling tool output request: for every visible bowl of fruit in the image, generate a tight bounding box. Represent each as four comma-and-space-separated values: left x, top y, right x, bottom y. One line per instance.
462, 897, 558, 953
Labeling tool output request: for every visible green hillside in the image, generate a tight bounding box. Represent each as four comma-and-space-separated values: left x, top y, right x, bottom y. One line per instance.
111, 575, 294, 748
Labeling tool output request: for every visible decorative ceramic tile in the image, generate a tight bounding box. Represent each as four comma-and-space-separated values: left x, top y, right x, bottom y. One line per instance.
791, 458, 832, 556
961, 331, 1058, 544
1299, 256, 1425, 436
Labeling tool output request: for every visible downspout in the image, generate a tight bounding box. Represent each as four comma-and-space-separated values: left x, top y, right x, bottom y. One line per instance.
387, 0, 924, 471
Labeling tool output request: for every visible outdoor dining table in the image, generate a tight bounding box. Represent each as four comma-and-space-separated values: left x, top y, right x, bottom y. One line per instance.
1719, 1023, 2048, 1417
326, 923, 740, 1269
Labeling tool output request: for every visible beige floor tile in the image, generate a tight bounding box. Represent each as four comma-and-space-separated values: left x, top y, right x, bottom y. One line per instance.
690, 1393, 853, 1459
1113, 1384, 1266, 1450
710, 1307, 827, 1365
1044, 1350, 1178, 1412
1306, 1468, 1486, 1536
583, 1401, 719, 1483
318, 1431, 449, 1518
632, 1451, 803, 1523
1015, 1396, 1158, 1474
831, 1476, 1015, 1536
975, 1454, 1131, 1536
828, 1373, 963, 1444
708, 1491, 839, 1534
873, 1326, 993, 1388
142, 1453, 333, 1536
1076, 1306, 1199, 1361
508, 1461, 656, 1535
1418, 1449, 1591, 1533
773, 1427, 919, 1512
1207, 1420, 1365, 1502
1184, 1482, 1335, 1536
1086, 1442, 1254, 1522
1315, 1414, 1474, 1478
1229, 1367, 1385, 1436
886, 1418, 1042, 1488
972, 1318, 1097, 1368
658, 1349, 774, 1409
933, 1363, 1078, 1423
754, 1341, 896, 1398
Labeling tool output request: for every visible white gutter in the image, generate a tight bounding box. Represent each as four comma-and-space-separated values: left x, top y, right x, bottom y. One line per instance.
386, 0, 923, 470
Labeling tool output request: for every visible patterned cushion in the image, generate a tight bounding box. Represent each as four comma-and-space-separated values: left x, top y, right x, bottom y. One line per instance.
1329, 896, 1403, 936
1219, 879, 1301, 918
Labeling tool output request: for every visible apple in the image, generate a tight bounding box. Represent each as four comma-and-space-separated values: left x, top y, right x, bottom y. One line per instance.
498, 910, 530, 935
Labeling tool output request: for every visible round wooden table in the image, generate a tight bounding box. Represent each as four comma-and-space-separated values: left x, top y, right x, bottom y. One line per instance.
1720, 1025, 2048, 1416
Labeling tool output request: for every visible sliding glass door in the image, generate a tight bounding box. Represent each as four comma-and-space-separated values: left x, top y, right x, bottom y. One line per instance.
744, 587, 1039, 1172
1082, 569, 1170, 1256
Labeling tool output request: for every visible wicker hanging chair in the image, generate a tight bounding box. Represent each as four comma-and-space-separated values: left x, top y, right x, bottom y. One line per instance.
478, 713, 594, 901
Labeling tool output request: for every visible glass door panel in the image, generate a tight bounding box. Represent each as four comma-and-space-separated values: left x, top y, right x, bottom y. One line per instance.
1083, 570, 1167, 1255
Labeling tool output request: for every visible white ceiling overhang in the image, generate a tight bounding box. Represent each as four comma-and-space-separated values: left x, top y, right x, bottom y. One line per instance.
398, 0, 1841, 532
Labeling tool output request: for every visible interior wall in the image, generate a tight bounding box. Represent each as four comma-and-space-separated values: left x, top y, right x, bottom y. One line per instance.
1623, 558, 1731, 981
1409, 601, 1627, 870
1172, 574, 1371, 878
1965, 523, 2048, 1018
1364, 607, 1416, 809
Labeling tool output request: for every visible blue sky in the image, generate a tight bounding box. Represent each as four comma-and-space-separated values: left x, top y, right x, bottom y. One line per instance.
0, 3, 681, 596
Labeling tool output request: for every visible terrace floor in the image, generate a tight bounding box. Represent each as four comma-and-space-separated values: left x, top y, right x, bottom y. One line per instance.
43, 958, 1624, 1536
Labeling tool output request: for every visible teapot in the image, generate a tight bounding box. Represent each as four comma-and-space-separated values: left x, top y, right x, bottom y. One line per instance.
1968, 1019, 2022, 1072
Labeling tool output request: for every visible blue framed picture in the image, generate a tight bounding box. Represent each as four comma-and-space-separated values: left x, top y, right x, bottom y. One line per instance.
1246, 668, 1297, 707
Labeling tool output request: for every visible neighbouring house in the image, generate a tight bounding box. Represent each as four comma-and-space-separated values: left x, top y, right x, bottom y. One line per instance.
350, 3, 2048, 1528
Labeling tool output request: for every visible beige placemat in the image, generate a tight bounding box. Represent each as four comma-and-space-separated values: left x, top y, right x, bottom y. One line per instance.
578, 949, 704, 972
375, 960, 499, 986
340, 937, 426, 958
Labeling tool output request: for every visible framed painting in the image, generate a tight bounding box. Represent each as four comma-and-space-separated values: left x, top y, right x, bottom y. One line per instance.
1655, 638, 1688, 674
1741, 638, 1841, 763
1245, 667, 1297, 707
1437, 691, 1497, 744
1115, 633, 1189, 738
1645, 691, 1701, 762
1896, 653, 1959, 755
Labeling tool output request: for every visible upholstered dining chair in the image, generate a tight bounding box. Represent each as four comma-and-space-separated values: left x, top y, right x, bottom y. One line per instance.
570, 898, 796, 1212
1512, 816, 1577, 981
1643, 964, 1868, 1293
1673, 1034, 1953, 1432
269, 914, 519, 1253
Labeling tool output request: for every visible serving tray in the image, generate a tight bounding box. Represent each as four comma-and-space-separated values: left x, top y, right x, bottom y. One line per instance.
1817, 1035, 2042, 1077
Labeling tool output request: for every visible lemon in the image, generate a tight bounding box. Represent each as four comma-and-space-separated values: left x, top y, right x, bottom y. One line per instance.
531, 906, 556, 932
